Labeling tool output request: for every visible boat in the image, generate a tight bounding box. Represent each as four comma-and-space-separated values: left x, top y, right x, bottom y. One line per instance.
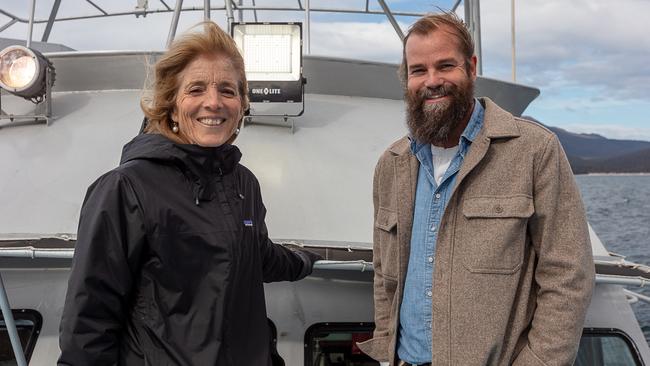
0, 1, 649, 365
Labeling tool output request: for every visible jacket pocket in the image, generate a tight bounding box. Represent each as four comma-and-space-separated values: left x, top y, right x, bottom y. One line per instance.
382, 275, 398, 295
459, 195, 533, 274
375, 207, 399, 278
511, 344, 549, 366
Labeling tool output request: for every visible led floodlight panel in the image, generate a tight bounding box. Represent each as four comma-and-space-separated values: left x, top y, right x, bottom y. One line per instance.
232, 23, 304, 116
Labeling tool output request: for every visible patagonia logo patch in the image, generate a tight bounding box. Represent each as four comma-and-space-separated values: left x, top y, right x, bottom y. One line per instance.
243, 219, 253, 227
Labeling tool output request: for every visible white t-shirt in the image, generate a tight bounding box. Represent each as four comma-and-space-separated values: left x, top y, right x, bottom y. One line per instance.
431, 144, 460, 186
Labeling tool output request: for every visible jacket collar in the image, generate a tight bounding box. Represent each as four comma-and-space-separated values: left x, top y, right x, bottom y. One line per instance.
121, 134, 242, 176
120, 134, 242, 203
476, 97, 520, 140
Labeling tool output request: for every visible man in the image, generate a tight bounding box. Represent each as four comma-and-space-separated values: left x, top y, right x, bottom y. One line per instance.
357, 12, 594, 366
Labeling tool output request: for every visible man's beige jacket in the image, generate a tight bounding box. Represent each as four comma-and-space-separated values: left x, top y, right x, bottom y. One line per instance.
358, 98, 595, 366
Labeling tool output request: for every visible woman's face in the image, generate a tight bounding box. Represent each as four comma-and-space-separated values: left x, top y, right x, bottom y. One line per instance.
172, 54, 243, 147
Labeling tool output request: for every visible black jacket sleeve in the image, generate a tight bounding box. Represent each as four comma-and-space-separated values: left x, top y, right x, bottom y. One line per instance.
255, 196, 321, 283
58, 171, 147, 366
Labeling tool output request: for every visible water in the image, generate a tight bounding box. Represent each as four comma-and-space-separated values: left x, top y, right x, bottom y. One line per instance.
575, 175, 650, 345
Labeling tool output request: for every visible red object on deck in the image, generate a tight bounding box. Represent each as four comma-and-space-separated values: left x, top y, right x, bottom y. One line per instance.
351, 332, 372, 354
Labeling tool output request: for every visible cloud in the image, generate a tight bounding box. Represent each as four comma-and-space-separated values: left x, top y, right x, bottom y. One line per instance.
480, 0, 650, 102
309, 21, 404, 62
0, 1, 227, 51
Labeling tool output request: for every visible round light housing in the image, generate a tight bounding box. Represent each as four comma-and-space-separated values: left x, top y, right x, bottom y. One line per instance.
0, 45, 54, 101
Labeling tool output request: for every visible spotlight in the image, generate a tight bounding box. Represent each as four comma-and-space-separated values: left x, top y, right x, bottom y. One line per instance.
232, 23, 304, 118
0, 45, 55, 103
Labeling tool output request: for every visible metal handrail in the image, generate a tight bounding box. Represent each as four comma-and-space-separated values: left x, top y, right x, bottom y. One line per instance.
623, 289, 650, 305
596, 274, 650, 287
0, 2, 430, 55
314, 260, 373, 272
0, 6, 424, 25
0, 247, 75, 259
2, 246, 650, 288
2, 247, 650, 289
0, 247, 648, 365
0, 1, 491, 75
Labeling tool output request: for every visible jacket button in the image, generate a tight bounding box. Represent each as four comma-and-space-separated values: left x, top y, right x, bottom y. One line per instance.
494, 205, 503, 213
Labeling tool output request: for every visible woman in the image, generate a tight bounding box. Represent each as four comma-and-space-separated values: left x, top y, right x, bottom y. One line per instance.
58, 22, 319, 366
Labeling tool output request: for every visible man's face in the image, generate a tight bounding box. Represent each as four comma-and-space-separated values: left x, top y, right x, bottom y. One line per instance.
405, 28, 477, 146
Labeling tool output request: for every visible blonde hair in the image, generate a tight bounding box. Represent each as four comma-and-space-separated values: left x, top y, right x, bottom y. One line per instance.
141, 21, 249, 143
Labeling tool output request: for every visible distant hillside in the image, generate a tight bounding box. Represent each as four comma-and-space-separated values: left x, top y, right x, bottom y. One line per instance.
522, 116, 650, 174
568, 148, 650, 174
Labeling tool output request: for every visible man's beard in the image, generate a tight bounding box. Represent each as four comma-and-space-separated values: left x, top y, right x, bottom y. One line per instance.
406, 79, 474, 146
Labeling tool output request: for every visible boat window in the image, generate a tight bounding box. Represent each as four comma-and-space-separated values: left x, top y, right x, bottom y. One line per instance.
268, 318, 285, 366
0, 309, 42, 364
574, 328, 643, 366
305, 323, 378, 366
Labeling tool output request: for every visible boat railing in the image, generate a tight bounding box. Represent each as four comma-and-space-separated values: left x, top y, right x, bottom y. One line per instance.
0, 1, 425, 48
0, 242, 649, 365
0, 1, 485, 73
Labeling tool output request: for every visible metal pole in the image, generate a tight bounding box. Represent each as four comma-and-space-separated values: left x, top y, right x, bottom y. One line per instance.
252, 0, 258, 22
42, 0, 62, 42
464, 3, 470, 38
473, 0, 483, 75
0, 248, 75, 259
26, 0, 36, 48
45, 68, 53, 125
305, 0, 310, 54
0, 273, 27, 366
204, 0, 210, 20
377, 0, 404, 41
160, 0, 172, 11
313, 260, 373, 272
595, 274, 650, 287
511, 0, 516, 82
166, 0, 184, 48
224, 0, 234, 31
86, 0, 108, 15
464, 0, 483, 75
237, 0, 243, 22
475, 0, 482, 75
451, 0, 462, 12
0, 19, 18, 33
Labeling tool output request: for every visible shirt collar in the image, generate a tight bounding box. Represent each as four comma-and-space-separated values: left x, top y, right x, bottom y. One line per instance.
409, 98, 485, 155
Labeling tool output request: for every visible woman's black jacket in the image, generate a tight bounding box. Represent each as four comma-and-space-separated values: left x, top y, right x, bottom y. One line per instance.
58, 134, 316, 365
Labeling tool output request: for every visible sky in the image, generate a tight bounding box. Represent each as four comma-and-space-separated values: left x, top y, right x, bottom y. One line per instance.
1, 0, 649, 141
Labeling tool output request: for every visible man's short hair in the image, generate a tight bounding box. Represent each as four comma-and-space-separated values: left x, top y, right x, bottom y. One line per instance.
399, 12, 475, 88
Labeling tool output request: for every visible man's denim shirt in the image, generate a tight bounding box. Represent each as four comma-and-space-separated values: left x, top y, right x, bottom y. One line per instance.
397, 99, 484, 364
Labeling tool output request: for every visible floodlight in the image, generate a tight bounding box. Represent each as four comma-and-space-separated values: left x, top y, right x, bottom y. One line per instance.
0, 45, 55, 103
232, 22, 304, 117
